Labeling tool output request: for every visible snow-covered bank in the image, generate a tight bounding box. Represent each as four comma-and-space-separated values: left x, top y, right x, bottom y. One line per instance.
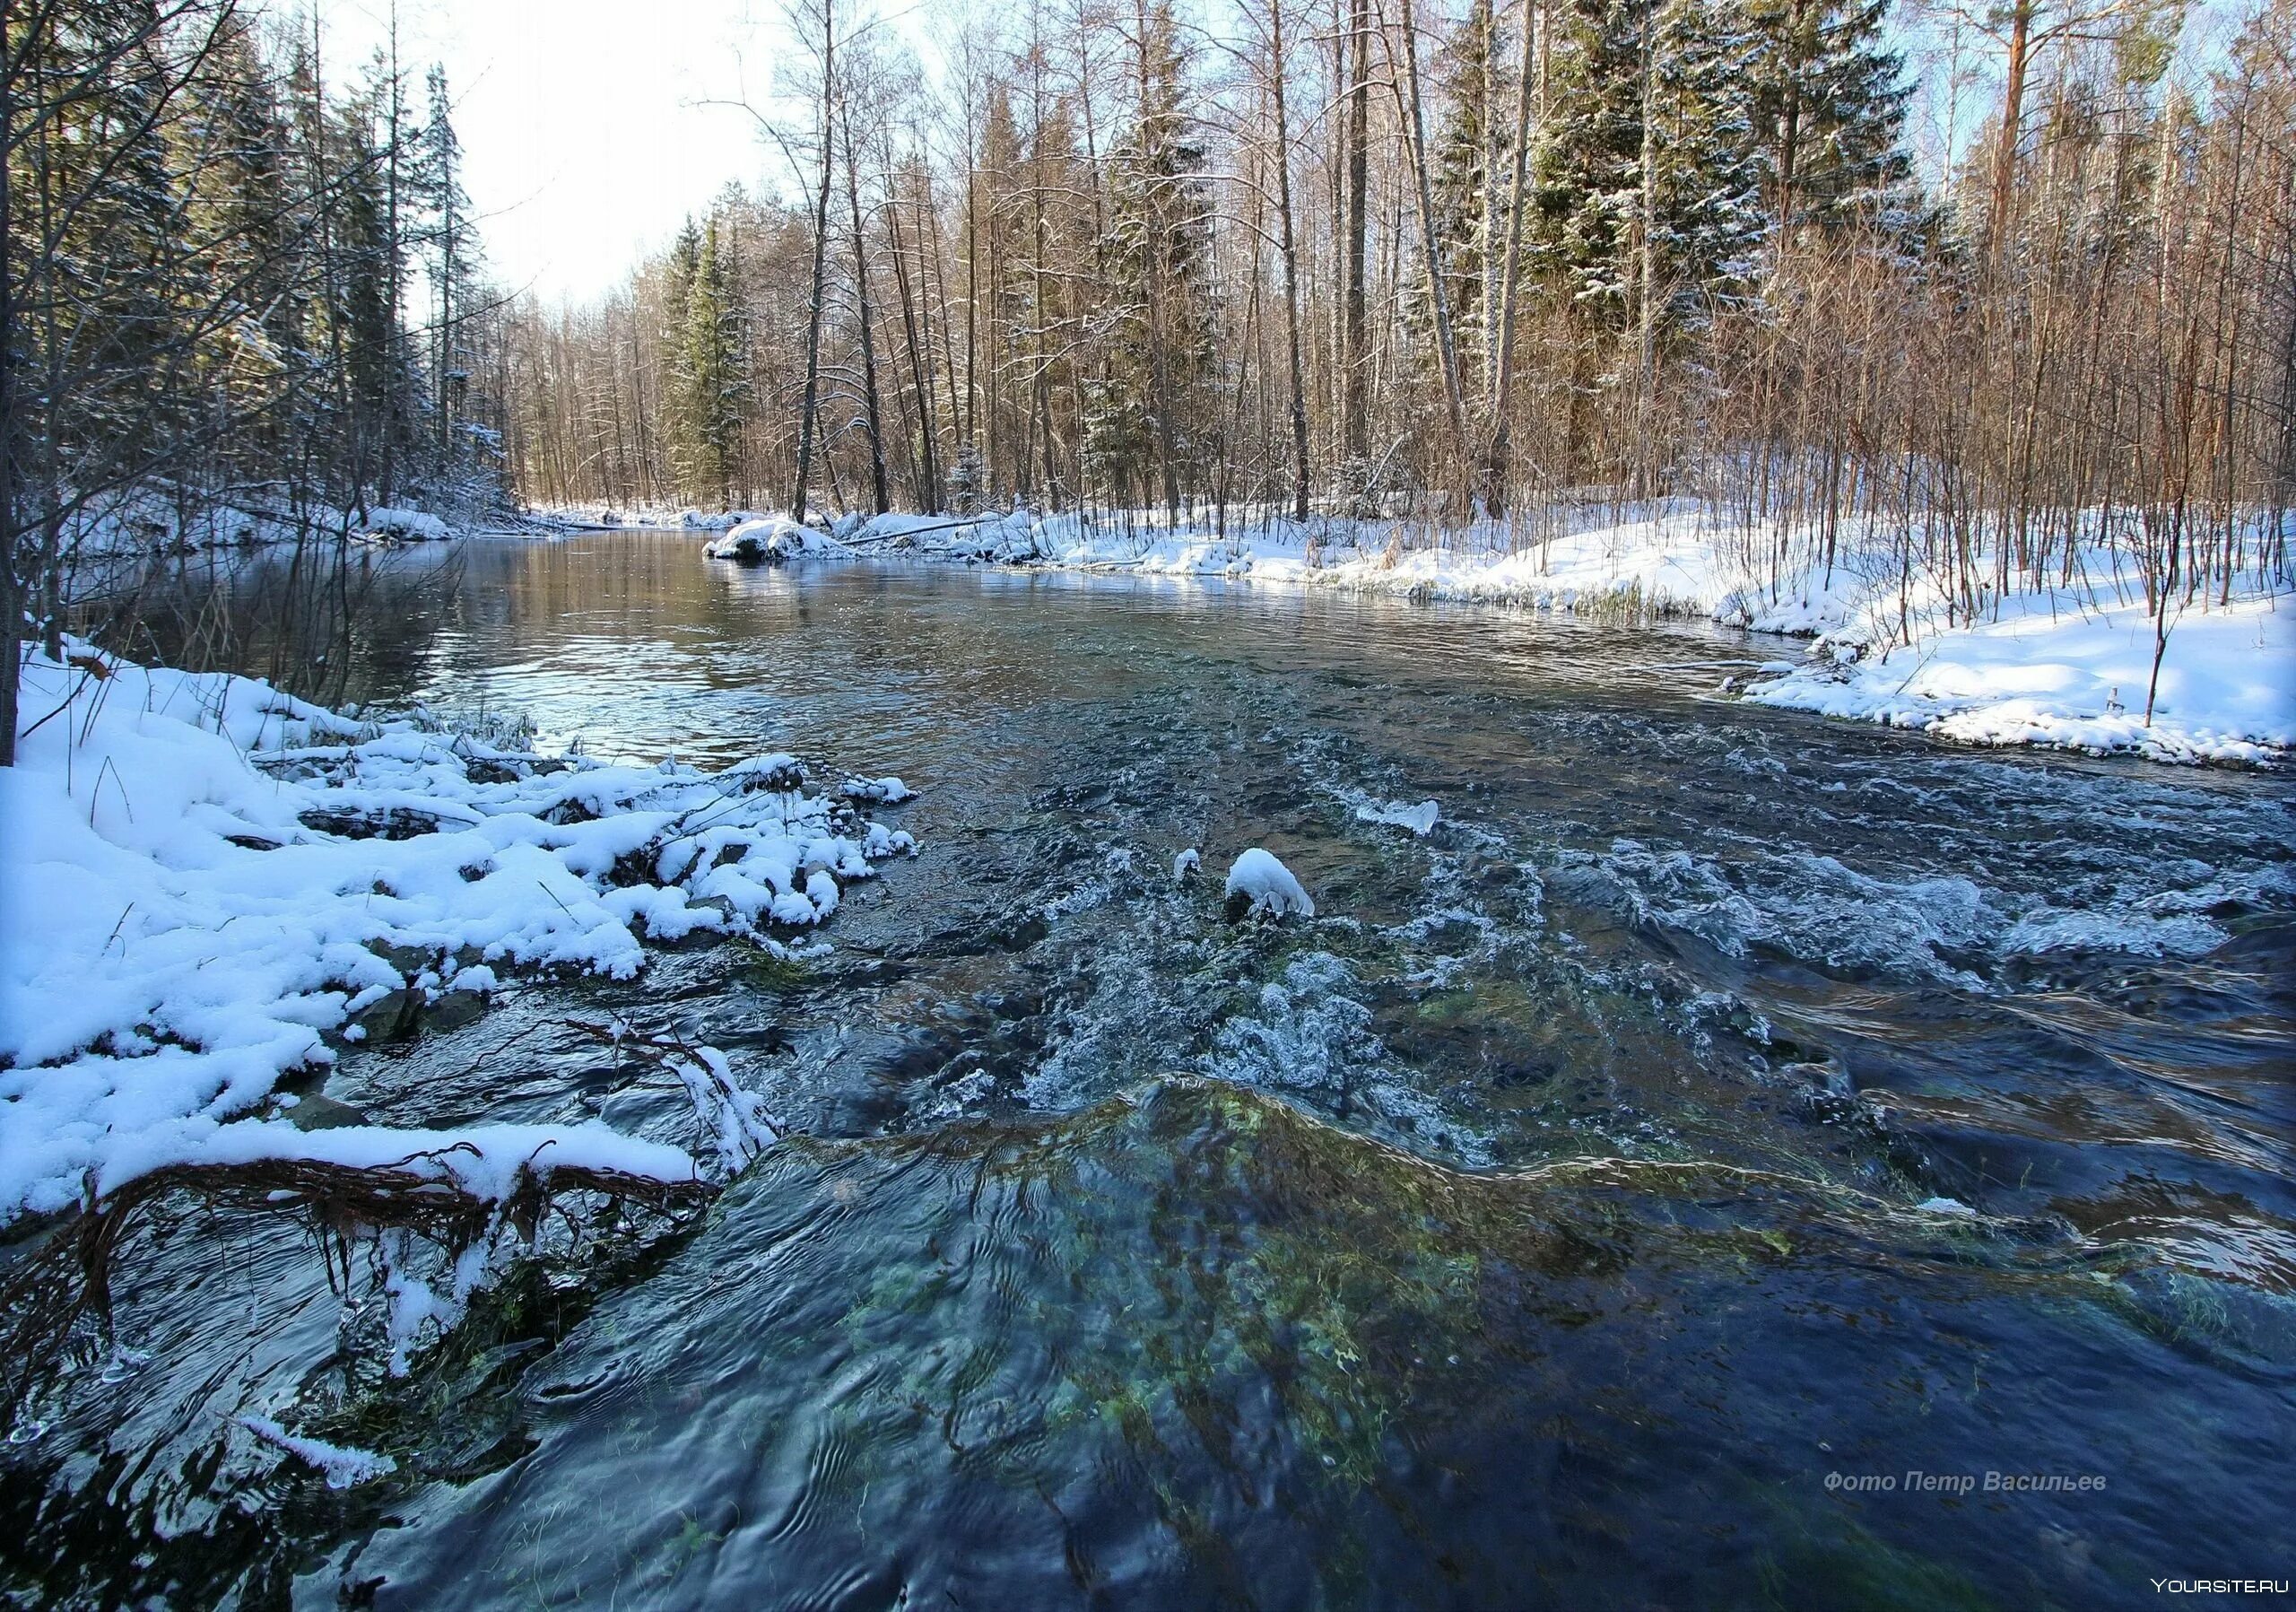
539, 503, 778, 533
700, 504, 2292, 766
0, 642, 917, 1224
58, 489, 485, 559
1742, 590, 2293, 765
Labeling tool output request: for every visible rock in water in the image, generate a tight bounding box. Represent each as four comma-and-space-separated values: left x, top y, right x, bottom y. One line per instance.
1223, 848, 1314, 920
705, 516, 822, 565
839, 775, 915, 804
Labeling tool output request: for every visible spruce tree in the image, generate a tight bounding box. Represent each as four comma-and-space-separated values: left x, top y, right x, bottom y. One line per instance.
1532, 0, 1764, 333
418, 65, 488, 484
676, 219, 750, 508
328, 93, 403, 511
659, 219, 703, 500
1744, 0, 1913, 237
1645, 0, 1766, 320
1085, 0, 1216, 518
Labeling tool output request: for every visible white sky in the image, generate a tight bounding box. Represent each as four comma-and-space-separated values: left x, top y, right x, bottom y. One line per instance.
308, 0, 809, 302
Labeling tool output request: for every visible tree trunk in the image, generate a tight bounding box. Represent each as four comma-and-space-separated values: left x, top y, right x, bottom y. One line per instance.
1635, 12, 1660, 493
791, 0, 837, 524
1342, 0, 1371, 467
1987, 0, 2032, 261
1485, 0, 1543, 515
842, 103, 891, 516
1269, 0, 1311, 520
884, 165, 943, 511
0, 0, 18, 768
1395, 0, 1474, 475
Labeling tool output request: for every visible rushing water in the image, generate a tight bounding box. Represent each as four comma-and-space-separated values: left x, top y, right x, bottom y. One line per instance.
7, 531, 2294, 1608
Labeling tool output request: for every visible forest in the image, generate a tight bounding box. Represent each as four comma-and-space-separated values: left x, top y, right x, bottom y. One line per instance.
5, 0, 2295, 760
499, 0, 2296, 596
2, 0, 504, 762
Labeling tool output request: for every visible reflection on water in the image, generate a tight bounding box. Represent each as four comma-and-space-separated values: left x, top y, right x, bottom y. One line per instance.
7, 532, 2293, 1608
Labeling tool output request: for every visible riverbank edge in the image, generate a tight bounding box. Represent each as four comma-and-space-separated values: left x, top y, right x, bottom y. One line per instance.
0, 638, 917, 1230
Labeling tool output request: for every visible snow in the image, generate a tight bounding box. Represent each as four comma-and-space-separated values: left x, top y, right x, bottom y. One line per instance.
57, 486, 467, 561
1741, 591, 2294, 765
1917, 1197, 1979, 1218
526, 504, 770, 532
356, 507, 453, 543
665, 1044, 780, 1176
0, 640, 918, 1224
99, 1119, 703, 1205
1224, 849, 1315, 919
839, 774, 915, 804
1172, 847, 1202, 881
704, 516, 845, 563
239, 1416, 397, 1488
1354, 797, 1440, 836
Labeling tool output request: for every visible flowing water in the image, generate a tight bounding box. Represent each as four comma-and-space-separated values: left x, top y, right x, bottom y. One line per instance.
7, 531, 2294, 1608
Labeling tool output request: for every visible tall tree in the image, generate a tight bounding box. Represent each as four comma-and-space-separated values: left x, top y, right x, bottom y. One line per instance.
677, 218, 750, 506
1745, 0, 1912, 235
1087, 0, 1217, 517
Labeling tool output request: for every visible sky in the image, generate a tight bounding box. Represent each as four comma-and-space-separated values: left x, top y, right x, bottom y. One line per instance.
309, 0, 810, 303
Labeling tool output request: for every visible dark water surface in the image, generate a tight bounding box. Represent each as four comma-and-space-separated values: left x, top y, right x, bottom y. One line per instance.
7, 531, 2294, 1608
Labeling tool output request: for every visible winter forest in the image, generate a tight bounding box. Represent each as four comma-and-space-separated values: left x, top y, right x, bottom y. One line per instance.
500, 0, 2296, 592
13, 0, 2296, 710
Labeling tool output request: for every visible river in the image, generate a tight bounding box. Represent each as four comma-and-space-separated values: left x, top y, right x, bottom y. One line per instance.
7, 529, 2293, 1608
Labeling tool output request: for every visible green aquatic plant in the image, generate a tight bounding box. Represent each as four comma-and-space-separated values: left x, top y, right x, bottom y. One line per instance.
734, 939, 817, 990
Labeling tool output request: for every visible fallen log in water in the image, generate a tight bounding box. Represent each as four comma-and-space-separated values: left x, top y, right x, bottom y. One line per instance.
0, 1136, 715, 1413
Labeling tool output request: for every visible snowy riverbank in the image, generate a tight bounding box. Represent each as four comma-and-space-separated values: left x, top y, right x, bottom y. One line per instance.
683, 505, 2295, 767
0, 641, 916, 1226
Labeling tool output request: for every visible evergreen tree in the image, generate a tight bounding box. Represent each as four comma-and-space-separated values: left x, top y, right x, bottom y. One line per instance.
1533, 0, 1764, 333
1744, 0, 1914, 236
674, 219, 750, 507
418, 65, 488, 481
1420, 0, 1517, 386
1085, 0, 1216, 517
328, 91, 404, 510
179, 9, 306, 472
658, 218, 703, 498
1647, 0, 1766, 316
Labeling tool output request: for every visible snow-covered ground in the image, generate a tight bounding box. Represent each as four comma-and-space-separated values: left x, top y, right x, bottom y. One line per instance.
57, 488, 479, 560
1742, 588, 2292, 765
0, 640, 916, 1225
692, 504, 2293, 767
547, 504, 777, 533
